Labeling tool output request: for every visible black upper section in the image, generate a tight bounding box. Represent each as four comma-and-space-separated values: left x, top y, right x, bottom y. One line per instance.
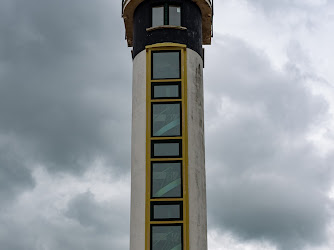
133, 0, 203, 58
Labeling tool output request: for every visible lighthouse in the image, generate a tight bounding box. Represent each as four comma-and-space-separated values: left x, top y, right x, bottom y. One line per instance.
122, 1, 213, 249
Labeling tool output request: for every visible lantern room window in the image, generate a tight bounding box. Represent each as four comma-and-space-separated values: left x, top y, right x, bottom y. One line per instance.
152, 4, 181, 27
169, 6, 181, 26
152, 6, 164, 27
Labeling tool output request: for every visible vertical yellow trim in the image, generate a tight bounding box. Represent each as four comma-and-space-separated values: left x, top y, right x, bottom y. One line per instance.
145, 48, 151, 250
145, 44, 189, 250
183, 47, 190, 250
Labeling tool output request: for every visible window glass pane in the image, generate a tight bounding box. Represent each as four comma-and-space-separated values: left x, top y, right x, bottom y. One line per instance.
153, 83, 180, 99
152, 103, 181, 137
151, 225, 182, 250
152, 6, 164, 27
152, 141, 181, 158
152, 202, 182, 220
169, 6, 181, 26
152, 51, 180, 79
152, 162, 182, 198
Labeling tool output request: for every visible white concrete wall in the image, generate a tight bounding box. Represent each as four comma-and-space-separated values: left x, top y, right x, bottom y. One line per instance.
129, 48, 207, 250
187, 48, 208, 250
130, 50, 146, 250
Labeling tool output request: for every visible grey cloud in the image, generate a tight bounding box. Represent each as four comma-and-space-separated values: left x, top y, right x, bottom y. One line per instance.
210, 176, 330, 249
205, 36, 333, 250
65, 191, 126, 234
0, 190, 129, 250
247, 0, 330, 11
0, 144, 35, 202
206, 37, 327, 134
63, 191, 129, 249
0, 0, 132, 174
0, 1, 132, 249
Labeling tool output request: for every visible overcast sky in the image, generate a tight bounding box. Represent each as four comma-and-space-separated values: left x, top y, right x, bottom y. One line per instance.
0, 0, 333, 250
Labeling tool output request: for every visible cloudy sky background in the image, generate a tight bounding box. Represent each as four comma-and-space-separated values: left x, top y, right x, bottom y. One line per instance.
0, 0, 333, 249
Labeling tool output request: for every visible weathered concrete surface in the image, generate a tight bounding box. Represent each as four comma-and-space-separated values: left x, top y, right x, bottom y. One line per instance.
129, 48, 207, 250
130, 50, 146, 250
187, 48, 207, 250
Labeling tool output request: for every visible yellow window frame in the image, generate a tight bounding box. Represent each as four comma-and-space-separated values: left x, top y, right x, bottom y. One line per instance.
145, 43, 189, 250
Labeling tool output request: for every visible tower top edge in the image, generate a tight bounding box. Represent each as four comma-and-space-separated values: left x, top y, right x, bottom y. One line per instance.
122, 0, 213, 47
122, 0, 212, 7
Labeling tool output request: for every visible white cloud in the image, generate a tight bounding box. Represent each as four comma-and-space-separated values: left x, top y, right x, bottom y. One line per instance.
204, 1, 334, 249
204, 35, 333, 250
208, 229, 277, 250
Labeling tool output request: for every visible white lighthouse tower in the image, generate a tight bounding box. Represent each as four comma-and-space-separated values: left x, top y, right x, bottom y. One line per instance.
122, 1, 213, 249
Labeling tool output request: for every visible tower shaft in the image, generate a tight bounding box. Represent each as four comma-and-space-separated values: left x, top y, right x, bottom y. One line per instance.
123, 1, 213, 249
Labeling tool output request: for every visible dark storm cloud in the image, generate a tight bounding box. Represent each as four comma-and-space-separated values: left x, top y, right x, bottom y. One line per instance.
65, 192, 123, 233
0, 142, 35, 202
205, 37, 333, 250
0, 1, 132, 249
0, 0, 132, 175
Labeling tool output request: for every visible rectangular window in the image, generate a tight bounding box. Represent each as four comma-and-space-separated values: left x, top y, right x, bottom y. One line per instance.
151, 201, 183, 221
151, 5, 181, 27
151, 224, 183, 250
147, 47, 186, 250
169, 6, 181, 26
151, 140, 182, 158
152, 82, 181, 99
152, 6, 164, 27
151, 161, 182, 198
152, 51, 180, 80
152, 102, 181, 137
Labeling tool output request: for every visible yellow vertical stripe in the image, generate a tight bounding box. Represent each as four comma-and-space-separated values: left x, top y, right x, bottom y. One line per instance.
145, 43, 188, 250
183, 47, 189, 250
145, 48, 151, 250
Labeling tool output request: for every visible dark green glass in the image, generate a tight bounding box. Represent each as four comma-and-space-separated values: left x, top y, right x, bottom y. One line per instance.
153, 204, 181, 220
152, 51, 180, 79
153, 84, 180, 99
151, 225, 182, 250
152, 141, 181, 158
152, 103, 181, 137
152, 162, 181, 198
